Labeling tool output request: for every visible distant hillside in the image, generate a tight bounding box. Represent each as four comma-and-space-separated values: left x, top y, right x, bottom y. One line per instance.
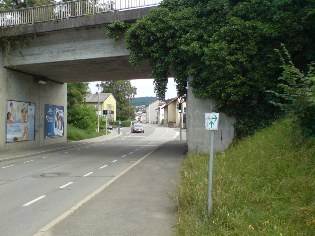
132, 97, 157, 106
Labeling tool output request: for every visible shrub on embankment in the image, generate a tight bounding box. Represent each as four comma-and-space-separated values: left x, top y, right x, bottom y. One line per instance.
176, 118, 315, 235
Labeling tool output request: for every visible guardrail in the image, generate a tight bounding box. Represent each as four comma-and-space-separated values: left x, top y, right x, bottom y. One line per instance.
0, 0, 161, 27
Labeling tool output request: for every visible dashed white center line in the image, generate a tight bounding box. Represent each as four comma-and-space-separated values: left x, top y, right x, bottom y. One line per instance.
2, 165, 14, 169
99, 165, 108, 169
59, 182, 74, 189
77, 149, 81, 151
24, 160, 34, 163
129, 152, 133, 155
64, 152, 68, 154
140, 147, 144, 149
83, 172, 93, 177
42, 157, 47, 159
112, 160, 117, 163
121, 155, 126, 158
135, 149, 139, 151
23, 195, 46, 207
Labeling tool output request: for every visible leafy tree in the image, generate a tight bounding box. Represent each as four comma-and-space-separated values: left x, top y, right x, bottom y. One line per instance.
270, 47, 314, 139
68, 104, 98, 130
100, 80, 137, 120
67, 82, 90, 109
124, 0, 314, 137
0, 0, 54, 9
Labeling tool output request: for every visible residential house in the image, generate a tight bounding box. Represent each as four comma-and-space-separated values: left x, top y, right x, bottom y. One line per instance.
85, 93, 116, 121
161, 97, 186, 128
145, 99, 160, 124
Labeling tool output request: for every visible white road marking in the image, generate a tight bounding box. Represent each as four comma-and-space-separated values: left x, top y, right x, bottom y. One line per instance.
77, 149, 81, 151
127, 136, 145, 138
23, 195, 46, 207
34, 147, 159, 236
121, 155, 126, 158
112, 160, 117, 163
24, 160, 34, 163
42, 157, 47, 159
129, 152, 133, 155
64, 152, 68, 154
173, 132, 179, 139
59, 182, 74, 189
83, 172, 93, 177
135, 149, 139, 151
2, 164, 14, 169
99, 165, 108, 169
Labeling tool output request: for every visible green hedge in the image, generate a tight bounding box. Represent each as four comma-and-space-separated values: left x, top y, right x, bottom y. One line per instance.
109, 120, 132, 127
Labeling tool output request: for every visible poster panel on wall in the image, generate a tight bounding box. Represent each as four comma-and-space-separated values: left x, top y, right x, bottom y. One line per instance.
6, 100, 35, 142
45, 105, 64, 138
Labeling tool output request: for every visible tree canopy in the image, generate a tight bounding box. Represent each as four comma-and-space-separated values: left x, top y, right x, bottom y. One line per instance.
100, 80, 137, 121
124, 0, 315, 137
0, 0, 54, 9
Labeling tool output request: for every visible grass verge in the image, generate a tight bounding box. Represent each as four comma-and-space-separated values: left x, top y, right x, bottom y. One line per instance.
67, 124, 110, 141
176, 118, 314, 235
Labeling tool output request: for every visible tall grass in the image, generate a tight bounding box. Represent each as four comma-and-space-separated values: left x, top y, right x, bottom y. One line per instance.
176, 119, 315, 235
67, 124, 110, 141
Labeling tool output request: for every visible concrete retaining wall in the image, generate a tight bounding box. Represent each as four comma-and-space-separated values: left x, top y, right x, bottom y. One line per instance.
0, 47, 67, 151
186, 77, 235, 153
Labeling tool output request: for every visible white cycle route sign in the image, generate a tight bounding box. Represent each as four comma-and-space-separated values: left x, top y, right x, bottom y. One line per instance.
205, 113, 219, 130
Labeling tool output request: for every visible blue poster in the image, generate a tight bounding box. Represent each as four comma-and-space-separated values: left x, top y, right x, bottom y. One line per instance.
45, 105, 64, 138
6, 100, 36, 142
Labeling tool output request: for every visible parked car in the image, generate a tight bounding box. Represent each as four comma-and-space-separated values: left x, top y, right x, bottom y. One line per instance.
107, 125, 113, 130
131, 123, 144, 133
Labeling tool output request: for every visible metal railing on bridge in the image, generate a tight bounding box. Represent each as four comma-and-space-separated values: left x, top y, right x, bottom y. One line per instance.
0, 0, 161, 27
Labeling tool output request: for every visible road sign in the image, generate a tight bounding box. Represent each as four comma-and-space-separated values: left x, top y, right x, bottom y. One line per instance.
205, 113, 219, 130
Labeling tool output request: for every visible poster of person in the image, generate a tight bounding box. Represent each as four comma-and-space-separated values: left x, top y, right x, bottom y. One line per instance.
44, 105, 64, 138
6, 100, 35, 142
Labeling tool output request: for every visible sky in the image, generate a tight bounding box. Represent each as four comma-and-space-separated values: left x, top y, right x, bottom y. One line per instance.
89, 78, 178, 99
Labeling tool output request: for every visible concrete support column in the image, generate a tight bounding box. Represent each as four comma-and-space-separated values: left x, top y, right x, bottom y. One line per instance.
0, 47, 6, 150
186, 76, 235, 153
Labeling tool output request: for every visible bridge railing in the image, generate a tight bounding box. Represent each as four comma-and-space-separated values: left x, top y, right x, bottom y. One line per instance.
0, 0, 161, 27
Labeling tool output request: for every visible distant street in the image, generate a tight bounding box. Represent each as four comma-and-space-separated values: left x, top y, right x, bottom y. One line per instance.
0, 124, 184, 236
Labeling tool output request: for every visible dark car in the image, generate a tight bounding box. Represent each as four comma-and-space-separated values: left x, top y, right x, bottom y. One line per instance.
107, 125, 113, 130
131, 123, 144, 133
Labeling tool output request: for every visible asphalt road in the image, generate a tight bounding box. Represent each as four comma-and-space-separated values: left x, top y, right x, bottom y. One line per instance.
0, 124, 184, 236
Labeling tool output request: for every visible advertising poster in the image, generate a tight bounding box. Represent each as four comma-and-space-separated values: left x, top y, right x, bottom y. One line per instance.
45, 105, 64, 138
6, 100, 35, 142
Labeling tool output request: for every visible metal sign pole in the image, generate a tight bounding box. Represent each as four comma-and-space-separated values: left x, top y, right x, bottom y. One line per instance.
208, 130, 215, 213
205, 112, 219, 214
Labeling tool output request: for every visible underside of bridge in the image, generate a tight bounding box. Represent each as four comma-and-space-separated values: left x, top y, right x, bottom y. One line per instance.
1, 8, 155, 83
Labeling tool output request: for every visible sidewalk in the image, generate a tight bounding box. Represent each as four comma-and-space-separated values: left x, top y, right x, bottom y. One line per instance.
35, 141, 186, 236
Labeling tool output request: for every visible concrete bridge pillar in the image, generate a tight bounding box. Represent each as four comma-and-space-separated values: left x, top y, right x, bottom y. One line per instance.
186, 77, 235, 153
0, 47, 67, 151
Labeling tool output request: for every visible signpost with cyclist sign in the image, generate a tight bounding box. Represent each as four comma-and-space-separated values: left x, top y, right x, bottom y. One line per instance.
205, 113, 219, 213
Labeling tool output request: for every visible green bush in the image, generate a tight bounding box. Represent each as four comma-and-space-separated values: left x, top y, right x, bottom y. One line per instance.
67, 124, 109, 141
109, 120, 131, 127
68, 105, 97, 130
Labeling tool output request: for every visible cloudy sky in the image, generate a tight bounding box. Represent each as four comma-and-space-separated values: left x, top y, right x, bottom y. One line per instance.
89, 78, 177, 99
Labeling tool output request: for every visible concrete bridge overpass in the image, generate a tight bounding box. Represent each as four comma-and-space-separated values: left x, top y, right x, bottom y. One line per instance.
0, 0, 235, 152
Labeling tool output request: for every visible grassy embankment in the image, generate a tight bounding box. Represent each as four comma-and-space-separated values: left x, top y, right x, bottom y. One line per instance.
176, 119, 314, 235
67, 124, 110, 141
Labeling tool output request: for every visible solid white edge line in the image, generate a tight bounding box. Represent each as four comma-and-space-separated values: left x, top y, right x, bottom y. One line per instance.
99, 165, 108, 169
83, 172, 93, 177
59, 182, 74, 189
23, 195, 46, 207
34, 146, 159, 236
